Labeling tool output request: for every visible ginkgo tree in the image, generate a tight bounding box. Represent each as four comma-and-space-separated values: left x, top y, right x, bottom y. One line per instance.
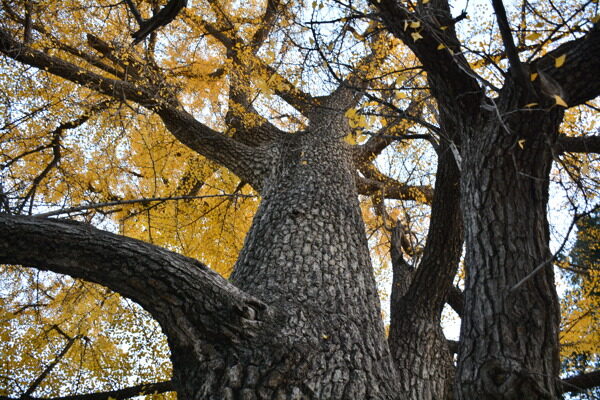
0, 0, 599, 399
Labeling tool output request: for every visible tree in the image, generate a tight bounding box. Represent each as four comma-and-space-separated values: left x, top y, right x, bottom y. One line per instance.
0, 0, 599, 399
560, 211, 600, 398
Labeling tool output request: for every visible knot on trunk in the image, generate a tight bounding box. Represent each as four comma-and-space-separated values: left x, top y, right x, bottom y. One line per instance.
479, 358, 554, 399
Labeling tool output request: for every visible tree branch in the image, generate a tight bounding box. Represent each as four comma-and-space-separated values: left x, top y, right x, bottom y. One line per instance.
353, 99, 430, 165
0, 214, 272, 347
555, 135, 600, 154
491, 0, 529, 89
184, 7, 316, 116
560, 370, 600, 394
131, 0, 188, 45
0, 381, 174, 400
394, 146, 462, 316
355, 165, 433, 203
370, 0, 482, 116
34, 194, 256, 218
22, 335, 81, 398
446, 285, 464, 317
531, 23, 600, 107
0, 29, 270, 190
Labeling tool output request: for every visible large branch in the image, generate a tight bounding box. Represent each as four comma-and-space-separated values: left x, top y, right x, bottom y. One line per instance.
0, 29, 269, 190
560, 370, 600, 394
392, 146, 462, 319
0, 214, 271, 346
317, 24, 388, 113
491, 0, 529, 89
556, 135, 600, 154
446, 285, 464, 317
0, 381, 174, 400
531, 23, 600, 107
356, 165, 434, 203
370, 0, 482, 116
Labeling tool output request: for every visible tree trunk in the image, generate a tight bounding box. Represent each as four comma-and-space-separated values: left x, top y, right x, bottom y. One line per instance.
456, 97, 562, 399
388, 147, 462, 400
170, 126, 399, 398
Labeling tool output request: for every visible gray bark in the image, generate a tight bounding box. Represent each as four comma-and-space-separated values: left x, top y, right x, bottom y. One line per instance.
0, 107, 400, 399
387, 146, 463, 400
457, 97, 563, 399
224, 116, 399, 399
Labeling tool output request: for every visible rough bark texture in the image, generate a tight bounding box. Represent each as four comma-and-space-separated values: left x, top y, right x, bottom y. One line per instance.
225, 113, 398, 399
387, 146, 462, 400
0, 102, 399, 399
2, 1, 600, 398
457, 95, 563, 399
370, 1, 600, 398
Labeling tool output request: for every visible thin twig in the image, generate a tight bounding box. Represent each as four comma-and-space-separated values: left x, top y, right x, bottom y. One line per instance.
22, 335, 81, 397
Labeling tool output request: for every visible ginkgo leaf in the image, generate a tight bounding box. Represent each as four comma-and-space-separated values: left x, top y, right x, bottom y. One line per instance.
554, 95, 568, 107
410, 21, 421, 29
524, 102, 538, 108
526, 32, 542, 41
437, 44, 446, 50
411, 32, 423, 41
344, 135, 356, 145
555, 54, 566, 68
518, 139, 526, 149
530, 73, 538, 81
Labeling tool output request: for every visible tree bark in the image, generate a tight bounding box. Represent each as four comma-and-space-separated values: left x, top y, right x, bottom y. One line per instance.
388, 146, 463, 400
457, 90, 563, 399
223, 118, 399, 398
0, 111, 400, 399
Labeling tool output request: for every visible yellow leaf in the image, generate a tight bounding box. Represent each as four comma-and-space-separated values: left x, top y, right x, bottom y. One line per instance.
526, 32, 542, 41
592, 15, 600, 23
410, 21, 421, 29
530, 72, 538, 81
554, 95, 568, 107
345, 108, 357, 118
404, 21, 409, 31
524, 102, 538, 108
411, 32, 423, 42
555, 54, 566, 68
437, 43, 446, 50
440, 26, 448, 31
518, 139, 526, 149
422, 0, 430, 3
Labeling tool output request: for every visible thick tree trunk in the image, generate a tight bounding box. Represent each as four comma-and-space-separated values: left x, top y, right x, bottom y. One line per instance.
170, 126, 399, 398
456, 100, 562, 399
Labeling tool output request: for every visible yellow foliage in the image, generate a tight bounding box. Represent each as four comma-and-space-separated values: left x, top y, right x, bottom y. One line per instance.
0, 0, 597, 396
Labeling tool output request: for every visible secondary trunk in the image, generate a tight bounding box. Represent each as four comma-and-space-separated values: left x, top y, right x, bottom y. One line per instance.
169, 122, 399, 398
388, 148, 462, 400
456, 98, 562, 399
